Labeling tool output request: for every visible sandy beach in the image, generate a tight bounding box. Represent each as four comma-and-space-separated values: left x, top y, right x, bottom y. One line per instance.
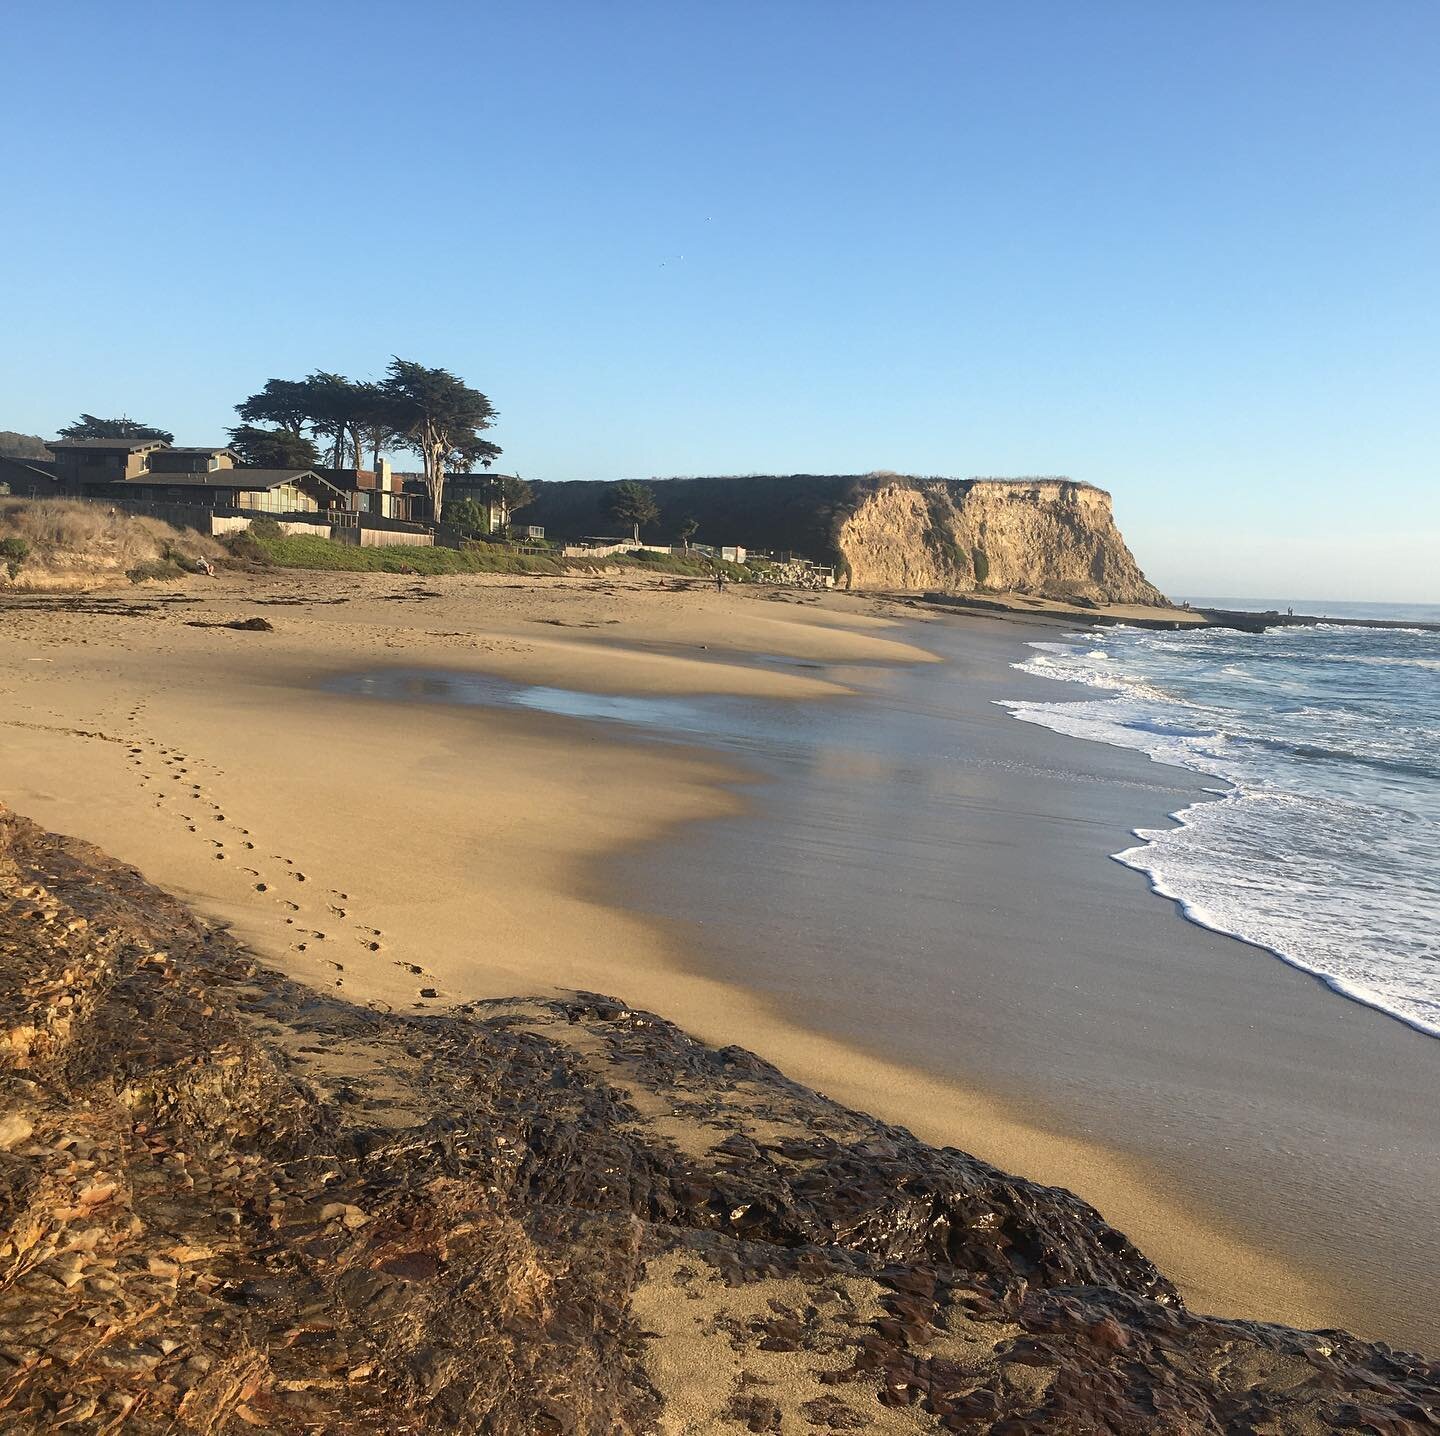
1, 568, 1433, 1349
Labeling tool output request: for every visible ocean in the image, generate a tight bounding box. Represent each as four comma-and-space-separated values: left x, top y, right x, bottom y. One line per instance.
1001, 600, 1440, 1037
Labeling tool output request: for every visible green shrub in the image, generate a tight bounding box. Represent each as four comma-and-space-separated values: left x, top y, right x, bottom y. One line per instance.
0, 535, 29, 578
247, 516, 283, 540
223, 530, 275, 566
971, 547, 990, 586
127, 559, 187, 584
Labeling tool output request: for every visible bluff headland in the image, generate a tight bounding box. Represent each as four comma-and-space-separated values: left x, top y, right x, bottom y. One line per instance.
524, 474, 1166, 605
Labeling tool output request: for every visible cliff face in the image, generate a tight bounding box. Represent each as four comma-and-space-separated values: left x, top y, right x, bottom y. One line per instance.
837, 478, 1165, 603
523, 472, 1165, 606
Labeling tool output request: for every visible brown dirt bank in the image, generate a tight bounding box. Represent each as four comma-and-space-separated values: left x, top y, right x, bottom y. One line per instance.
3, 803, 1437, 1434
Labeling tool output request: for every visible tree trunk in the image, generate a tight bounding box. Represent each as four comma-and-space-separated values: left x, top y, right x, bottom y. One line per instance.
427, 439, 446, 523
632, 522, 640, 542
351, 427, 362, 471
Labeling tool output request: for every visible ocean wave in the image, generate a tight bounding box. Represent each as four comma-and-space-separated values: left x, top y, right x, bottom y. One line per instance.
1304, 623, 1428, 635
1114, 796, 1440, 1040
1001, 628, 1440, 1038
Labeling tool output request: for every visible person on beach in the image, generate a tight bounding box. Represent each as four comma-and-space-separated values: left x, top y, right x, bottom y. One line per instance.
715, 571, 726, 593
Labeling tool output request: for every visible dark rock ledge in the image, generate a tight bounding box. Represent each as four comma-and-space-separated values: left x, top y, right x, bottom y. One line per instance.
0, 802, 1435, 1433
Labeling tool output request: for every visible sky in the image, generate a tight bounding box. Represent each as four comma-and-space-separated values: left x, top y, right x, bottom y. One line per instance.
2, 2, 1437, 601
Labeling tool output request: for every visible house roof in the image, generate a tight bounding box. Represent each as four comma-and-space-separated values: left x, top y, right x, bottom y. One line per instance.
98, 469, 327, 491
158, 446, 240, 458
0, 457, 60, 483
49, 438, 169, 452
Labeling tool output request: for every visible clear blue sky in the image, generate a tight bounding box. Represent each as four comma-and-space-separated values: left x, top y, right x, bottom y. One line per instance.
3, 2, 1436, 600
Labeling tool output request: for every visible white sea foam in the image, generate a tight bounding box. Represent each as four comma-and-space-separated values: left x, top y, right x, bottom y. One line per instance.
999, 624, 1440, 1037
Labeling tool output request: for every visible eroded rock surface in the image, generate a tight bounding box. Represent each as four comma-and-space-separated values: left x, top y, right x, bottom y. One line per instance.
837, 479, 1165, 604
1, 803, 1435, 1432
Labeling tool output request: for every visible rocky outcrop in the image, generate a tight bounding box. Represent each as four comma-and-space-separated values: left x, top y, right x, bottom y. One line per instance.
2, 803, 1435, 1433
523, 473, 1164, 604
837, 478, 1165, 604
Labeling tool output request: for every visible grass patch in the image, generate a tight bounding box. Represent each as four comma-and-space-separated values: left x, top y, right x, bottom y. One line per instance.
616, 551, 756, 580
249, 534, 569, 575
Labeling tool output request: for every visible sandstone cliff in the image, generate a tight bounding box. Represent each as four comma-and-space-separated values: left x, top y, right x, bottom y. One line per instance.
525, 474, 1166, 606
837, 477, 1165, 603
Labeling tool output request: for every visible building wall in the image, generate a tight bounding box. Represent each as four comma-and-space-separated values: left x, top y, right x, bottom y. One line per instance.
52, 451, 151, 487
149, 452, 235, 474
235, 485, 319, 513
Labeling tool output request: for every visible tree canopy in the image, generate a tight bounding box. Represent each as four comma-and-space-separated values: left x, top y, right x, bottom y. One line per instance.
57, 414, 173, 443
606, 481, 659, 542
234, 379, 316, 436
234, 362, 499, 520
0, 431, 51, 460
235, 373, 389, 469
445, 497, 489, 537
225, 424, 321, 470
380, 359, 499, 521
479, 473, 533, 515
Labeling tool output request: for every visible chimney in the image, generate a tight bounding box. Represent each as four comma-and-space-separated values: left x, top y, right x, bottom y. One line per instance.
376, 457, 392, 492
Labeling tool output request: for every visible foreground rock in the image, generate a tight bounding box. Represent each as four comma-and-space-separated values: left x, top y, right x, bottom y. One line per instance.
0, 805, 1434, 1433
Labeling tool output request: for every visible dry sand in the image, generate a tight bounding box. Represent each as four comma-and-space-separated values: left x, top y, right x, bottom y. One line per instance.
0, 569, 1366, 1339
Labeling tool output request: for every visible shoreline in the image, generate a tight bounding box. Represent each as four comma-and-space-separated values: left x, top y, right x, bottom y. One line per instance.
9, 802, 1434, 1432
0, 571, 1430, 1347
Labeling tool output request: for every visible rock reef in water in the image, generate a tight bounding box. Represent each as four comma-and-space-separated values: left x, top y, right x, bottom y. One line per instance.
1, 803, 1435, 1433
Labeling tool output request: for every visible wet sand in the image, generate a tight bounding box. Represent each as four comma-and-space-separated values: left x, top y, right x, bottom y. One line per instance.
0, 571, 1433, 1348
607, 613, 1440, 1349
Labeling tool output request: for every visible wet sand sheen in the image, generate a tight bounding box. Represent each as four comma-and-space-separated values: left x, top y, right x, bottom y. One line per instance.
596, 617, 1439, 1349
335, 626, 1439, 1347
